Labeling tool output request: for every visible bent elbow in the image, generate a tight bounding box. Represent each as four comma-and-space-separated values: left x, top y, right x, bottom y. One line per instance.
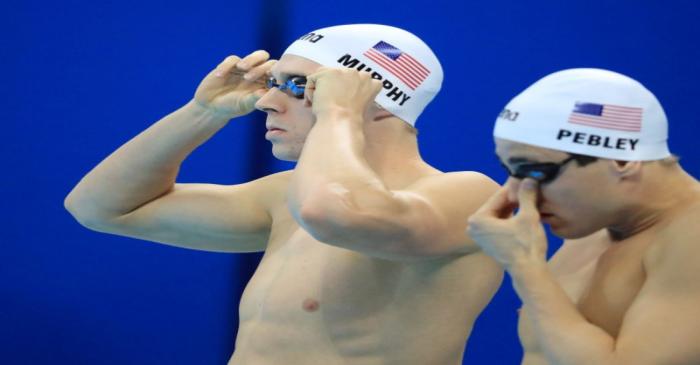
64, 192, 115, 233
297, 200, 349, 243
295, 185, 374, 245
64, 192, 88, 224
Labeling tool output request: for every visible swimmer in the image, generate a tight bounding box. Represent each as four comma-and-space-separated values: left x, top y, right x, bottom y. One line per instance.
468, 68, 700, 365
65, 24, 503, 364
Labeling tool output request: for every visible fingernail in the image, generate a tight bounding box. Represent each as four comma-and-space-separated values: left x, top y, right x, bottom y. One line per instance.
243, 73, 253, 80
215, 71, 223, 77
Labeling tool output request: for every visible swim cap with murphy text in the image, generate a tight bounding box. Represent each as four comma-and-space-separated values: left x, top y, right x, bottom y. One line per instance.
283, 24, 443, 126
494, 68, 671, 161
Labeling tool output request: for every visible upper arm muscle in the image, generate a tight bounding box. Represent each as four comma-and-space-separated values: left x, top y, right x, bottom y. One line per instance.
307, 172, 500, 260
612, 234, 700, 364
100, 172, 289, 252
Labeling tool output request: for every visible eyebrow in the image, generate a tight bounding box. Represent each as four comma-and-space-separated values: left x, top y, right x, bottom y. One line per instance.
507, 157, 539, 164
270, 70, 308, 81
496, 154, 539, 165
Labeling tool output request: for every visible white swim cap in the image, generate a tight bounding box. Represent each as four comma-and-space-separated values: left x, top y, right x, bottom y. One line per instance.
494, 68, 671, 161
282, 24, 443, 126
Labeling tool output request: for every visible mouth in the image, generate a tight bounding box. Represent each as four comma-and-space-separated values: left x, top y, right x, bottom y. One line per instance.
265, 126, 287, 140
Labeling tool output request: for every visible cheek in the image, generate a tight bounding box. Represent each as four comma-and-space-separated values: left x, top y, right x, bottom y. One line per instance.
542, 183, 604, 223
539, 182, 580, 210
288, 106, 315, 134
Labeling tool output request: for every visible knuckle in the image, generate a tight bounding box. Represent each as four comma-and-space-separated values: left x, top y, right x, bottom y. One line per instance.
224, 55, 239, 63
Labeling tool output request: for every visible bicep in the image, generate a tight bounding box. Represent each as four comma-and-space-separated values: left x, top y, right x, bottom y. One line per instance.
394, 172, 501, 257
311, 172, 500, 260
611, 245, 700, 364
104, 182, 273, 252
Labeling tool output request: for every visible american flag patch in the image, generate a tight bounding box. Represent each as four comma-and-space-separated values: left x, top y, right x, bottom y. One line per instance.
568, 102, 643, 132
363, 41, 430, 90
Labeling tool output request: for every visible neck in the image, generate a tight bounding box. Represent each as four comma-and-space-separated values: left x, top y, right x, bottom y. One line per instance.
363, 117, 432, 187
607, 163, 700, 240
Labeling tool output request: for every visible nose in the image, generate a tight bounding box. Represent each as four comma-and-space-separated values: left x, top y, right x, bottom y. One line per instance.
255, 88, 286, 114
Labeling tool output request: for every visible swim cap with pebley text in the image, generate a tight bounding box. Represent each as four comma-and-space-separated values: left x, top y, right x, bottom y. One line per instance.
494, 68, 671, 161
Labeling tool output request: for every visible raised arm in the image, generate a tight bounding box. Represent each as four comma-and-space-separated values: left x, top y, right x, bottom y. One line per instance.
468, 180, 700, 365
65, 51, 281, 252
510, 235, 700, 365
287, 68, 500, 261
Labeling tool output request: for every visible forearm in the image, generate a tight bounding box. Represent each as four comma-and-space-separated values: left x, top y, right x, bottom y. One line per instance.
511, 263, 617, 365
66, 100, 232, 221
289, 109, 394, 218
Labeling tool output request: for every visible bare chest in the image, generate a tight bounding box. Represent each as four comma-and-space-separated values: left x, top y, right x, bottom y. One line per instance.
575, 241, 649, 337
244, 223, 404, 314
519, 234, 653, 354
235, 213, 493, 364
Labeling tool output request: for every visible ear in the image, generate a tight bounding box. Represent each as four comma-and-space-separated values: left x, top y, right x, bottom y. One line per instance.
367, 103, 393, 122
608, 160, 643, 181
372, 109, 393, 122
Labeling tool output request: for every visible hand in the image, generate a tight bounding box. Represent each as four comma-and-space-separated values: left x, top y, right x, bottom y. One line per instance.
466, 179, 548, 271
193, 50, 276, 119
304, 68, 383, 118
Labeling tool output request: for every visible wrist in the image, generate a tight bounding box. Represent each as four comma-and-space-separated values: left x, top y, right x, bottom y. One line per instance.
186, 99, 236, 124
314, 106, 364, 124
506, 255, 548, 279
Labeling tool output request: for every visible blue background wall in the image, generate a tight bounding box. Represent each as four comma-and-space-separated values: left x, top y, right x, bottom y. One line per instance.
3, 0, 699, 364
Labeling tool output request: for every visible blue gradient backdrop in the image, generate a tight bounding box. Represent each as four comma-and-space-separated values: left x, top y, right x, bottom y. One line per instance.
3, 0, 698, 364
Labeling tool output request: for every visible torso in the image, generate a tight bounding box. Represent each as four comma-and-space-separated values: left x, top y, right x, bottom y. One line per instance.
519, 200, 700, 365
228, 171, 502, 365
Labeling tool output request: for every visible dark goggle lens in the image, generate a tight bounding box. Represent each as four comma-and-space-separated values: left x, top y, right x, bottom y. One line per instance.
266, 76, 306, 99
512, 164, 560, 183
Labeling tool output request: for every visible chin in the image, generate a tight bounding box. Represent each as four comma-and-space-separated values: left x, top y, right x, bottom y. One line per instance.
271, 146, 301, 162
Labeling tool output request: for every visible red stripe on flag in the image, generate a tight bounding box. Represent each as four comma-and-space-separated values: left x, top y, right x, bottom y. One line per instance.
364, 50, 419, 89
395, 56, 428, 80
568, 116, 641, 132
401, 52, 430, 75
366, 49, 423, 86
364, 51, 419, 89
569, 114, 641, 127
396, 55, 429, 79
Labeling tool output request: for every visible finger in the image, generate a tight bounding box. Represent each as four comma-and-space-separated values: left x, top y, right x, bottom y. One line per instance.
473, 187, 517, 220
370, 78, 383, 96
305, 67, 330, 84
304, 77, 316, 107
242, 59, 277, 84
252, 88, 267, 99
236, 50, 270, 71
516, 178, 540, 220
213, 55, 242, 77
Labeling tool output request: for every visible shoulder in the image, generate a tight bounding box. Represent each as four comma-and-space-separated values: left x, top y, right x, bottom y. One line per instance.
408, 171, 500, 200
403, 171, 501, 237
644, 199, 700, 282
405, 171, 500, 216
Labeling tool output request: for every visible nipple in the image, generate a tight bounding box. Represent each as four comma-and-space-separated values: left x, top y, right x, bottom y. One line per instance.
302, 298, 320, 312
